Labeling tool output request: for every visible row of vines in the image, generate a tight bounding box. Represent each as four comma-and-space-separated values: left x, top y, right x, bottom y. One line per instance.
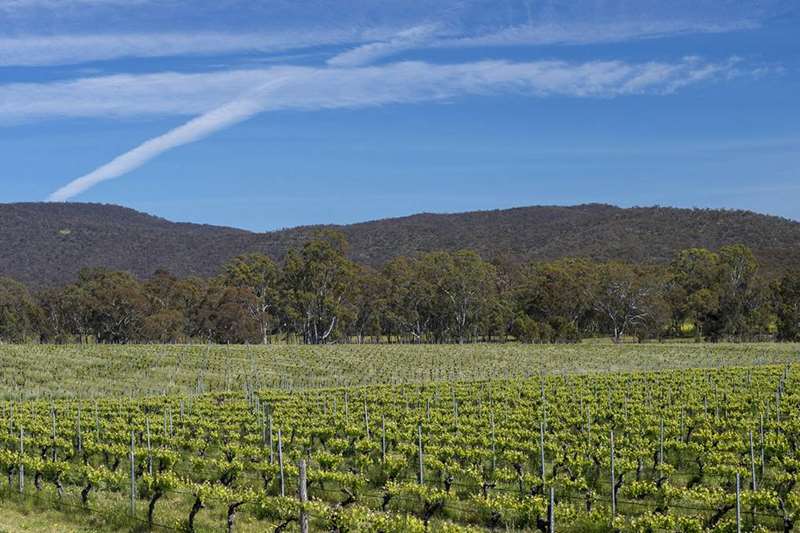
1, 342, 797, 399
0, 363, 799, 531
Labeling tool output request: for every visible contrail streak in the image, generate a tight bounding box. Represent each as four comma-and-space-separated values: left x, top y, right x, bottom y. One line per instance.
44, 55, 735, 200
48, 77, 289, 202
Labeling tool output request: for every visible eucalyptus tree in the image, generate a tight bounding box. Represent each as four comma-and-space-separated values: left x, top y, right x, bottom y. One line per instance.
708, 245, 768, 341
194, 283, 260, 344
773, 271, 800, 341
0, 277, 42, 342
426, 250, 497, 344
593, 262, 667, 343
514, 257, 598, 341
222, 254, 281, 344
383, 256, 435, 343
665, 247, 721, 338
68, 268, 150, 343
349, 265, 389, 343
282, 230, 356, 344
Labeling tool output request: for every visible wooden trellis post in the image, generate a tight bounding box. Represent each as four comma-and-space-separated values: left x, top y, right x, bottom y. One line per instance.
381, 415, 386, 463
298, 459, 309, 533
760, 413, 765, 481
278, 428, 285, 497
540, 419, 546, 486
51, 406, 57, 461
18, 427, 24, 494
364, 400, 371, 439
76, 405, 82, 454
146, 418, 153, 476
610, 430, 617, 517
129, 431, 136, 517
749, 430, 757, 491
490, 411, 496, 473
418, 424, 424, 485
735, 472, 741, 533
268, 415, 274, 464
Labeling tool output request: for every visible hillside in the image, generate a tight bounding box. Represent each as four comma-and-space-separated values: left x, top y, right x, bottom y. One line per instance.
2, 202, 799, 287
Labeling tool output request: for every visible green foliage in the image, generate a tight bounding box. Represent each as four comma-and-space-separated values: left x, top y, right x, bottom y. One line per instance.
774, 271, 800, 341
0, 233, 796, 346
0, 356, 799, 531
0, 277, 41, 342
283, 229, 357, 344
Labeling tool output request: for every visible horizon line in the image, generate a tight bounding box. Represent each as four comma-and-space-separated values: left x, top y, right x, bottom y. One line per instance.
2, 200, 798, 233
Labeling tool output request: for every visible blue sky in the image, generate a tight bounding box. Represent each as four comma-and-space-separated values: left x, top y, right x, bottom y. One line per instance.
1, 0, 798, 231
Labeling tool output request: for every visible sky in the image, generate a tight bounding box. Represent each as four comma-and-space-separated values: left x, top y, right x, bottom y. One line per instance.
1, 0, 799, 231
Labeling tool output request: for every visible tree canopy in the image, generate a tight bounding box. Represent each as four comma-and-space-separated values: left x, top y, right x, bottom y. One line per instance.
0, 232, 796, 345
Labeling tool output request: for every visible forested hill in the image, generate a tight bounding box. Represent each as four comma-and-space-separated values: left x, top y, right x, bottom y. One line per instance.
2, 202, 799, 287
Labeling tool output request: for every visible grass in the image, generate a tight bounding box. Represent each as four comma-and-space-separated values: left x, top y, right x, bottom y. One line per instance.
0, 490, 126, 532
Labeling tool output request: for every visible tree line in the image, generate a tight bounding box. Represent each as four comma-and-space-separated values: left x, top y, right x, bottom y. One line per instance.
0, 230, 798, 344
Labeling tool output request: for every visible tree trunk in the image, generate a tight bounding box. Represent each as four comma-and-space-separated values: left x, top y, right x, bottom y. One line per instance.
227, 501, 244, 533
148, 489, 164, 528
188, 496, 205, 533
81, 481, 93, 505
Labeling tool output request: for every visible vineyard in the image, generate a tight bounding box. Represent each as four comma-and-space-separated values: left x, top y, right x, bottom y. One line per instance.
0, 344, 799, 531
1, 343, 798, 399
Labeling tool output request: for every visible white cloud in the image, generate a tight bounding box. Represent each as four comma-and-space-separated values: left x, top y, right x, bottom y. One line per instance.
39, 56, 743, 200
48, 76, 292, 201
0, 30, 370, 67
0, 14, 770, 67
437, 19, 760, 49
2, 57, 742, 125
328, 24, 439, 67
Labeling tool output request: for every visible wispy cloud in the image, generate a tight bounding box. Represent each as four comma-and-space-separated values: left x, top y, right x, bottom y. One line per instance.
41, 56, 743, 200
328, 24, 439, 67
0, 18, 763, 68
2, 57, 743, 125
436, 19, 761, 48
48, 76, 292, 201
0, 30, 371, 67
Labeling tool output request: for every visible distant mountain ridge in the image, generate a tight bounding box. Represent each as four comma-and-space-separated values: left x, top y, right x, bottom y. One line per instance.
2, 202, 799, 287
